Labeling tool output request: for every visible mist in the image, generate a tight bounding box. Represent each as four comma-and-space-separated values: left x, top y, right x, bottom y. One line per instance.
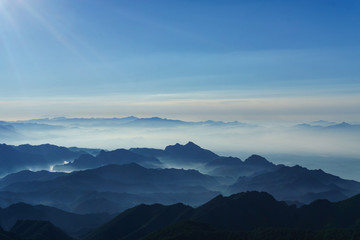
1, 117, 359, 180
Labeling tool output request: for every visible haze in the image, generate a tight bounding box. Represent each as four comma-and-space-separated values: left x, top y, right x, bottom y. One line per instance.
1, 1, 360, 178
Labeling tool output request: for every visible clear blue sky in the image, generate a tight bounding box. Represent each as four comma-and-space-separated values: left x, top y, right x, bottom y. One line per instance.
1, 0, 360, 121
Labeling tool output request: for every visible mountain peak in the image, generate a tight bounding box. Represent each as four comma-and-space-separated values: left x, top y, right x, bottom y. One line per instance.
244, 154, 273, 167
164, 142, 219, 163
185, 141, 199, 148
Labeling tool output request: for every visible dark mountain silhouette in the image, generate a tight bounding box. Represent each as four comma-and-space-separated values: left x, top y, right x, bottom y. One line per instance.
84, 203, 193, 240
0, 202, 111, 236
143, 221, 360, 240
10, 220, 72, 240
143, 221, 236, 240
229, 164, 360, 203
191, 191, 294, 231
86, 191, 360, 240
0, 226, 20, 240
54, 149, 161, 171
0, 163, 219, 214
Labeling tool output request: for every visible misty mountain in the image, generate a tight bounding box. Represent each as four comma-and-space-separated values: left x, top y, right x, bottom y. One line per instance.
0, 202, 111, 236
54, 149, 161, 171
85, 191, 360, 240
0, 144, 46, 176
67, 147, 102, 156
0, 144, 86, 177
14, 117, 247, 128
0, 123, 18, 139
2, 142, 360, 213
10, 220, 72, 240
0, 163, 220, 214
296, 121, 360, 131
163, 142, 219, 163
0, 170, 67, 188
3, 163, 219, 193
55, 141, 220, 171
130, 142, 220, 168
205, 155, 278, 178
229, 164, 360, 203
14, 144, 82, 163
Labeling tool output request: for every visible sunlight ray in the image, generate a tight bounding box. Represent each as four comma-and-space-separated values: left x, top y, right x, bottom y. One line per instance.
16, 0, 84, 59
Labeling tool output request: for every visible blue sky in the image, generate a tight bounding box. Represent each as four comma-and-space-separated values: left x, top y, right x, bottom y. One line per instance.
1, 0, 360, 121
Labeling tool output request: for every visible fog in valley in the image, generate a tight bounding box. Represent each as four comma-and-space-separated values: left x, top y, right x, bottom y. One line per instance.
1, 117, 359, 180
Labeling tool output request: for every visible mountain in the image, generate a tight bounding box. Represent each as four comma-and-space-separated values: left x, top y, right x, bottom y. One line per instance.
55, 141, 221, 172
67, 147, 102, 156
143, 221, 360, 240
14, 117, 247, 129
0, 202, 111, 236
54, 149, 161, 171
143, 221, 239, 240
0, 163, 220, 214
163, 142, 219, 163
86, 191, 360, 240
7, 163, 219, 193
0, 144, 86, 177
0, 170, 67, 188
130, 142, 220, 168
296, 122, 360, 132
0, 123, 18, 139
205, 155, 277, 178
84, 203, 193, 240
0, 226, 20, 240
14, 144, 82, 163
229, 164, 360, 203
191, 191, 293, 230
129, 148, 164, 158
0, 144, 45, 176
10, 220, 72, 240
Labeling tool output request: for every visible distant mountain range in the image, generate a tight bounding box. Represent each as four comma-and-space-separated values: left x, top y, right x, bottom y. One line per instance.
296, 121, 360, 131
5, 116, 248, 129
2, 116, 358, 132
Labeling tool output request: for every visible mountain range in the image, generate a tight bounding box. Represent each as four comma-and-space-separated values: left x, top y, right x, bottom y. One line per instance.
84, 191, 360, 240
0, 202, 111, 236
1, 191, 360, 240
0, 142, 359, 214
0, 140, 359, 239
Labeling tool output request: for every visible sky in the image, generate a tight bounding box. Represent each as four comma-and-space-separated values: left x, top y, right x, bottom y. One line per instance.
1, 0, 360, 122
